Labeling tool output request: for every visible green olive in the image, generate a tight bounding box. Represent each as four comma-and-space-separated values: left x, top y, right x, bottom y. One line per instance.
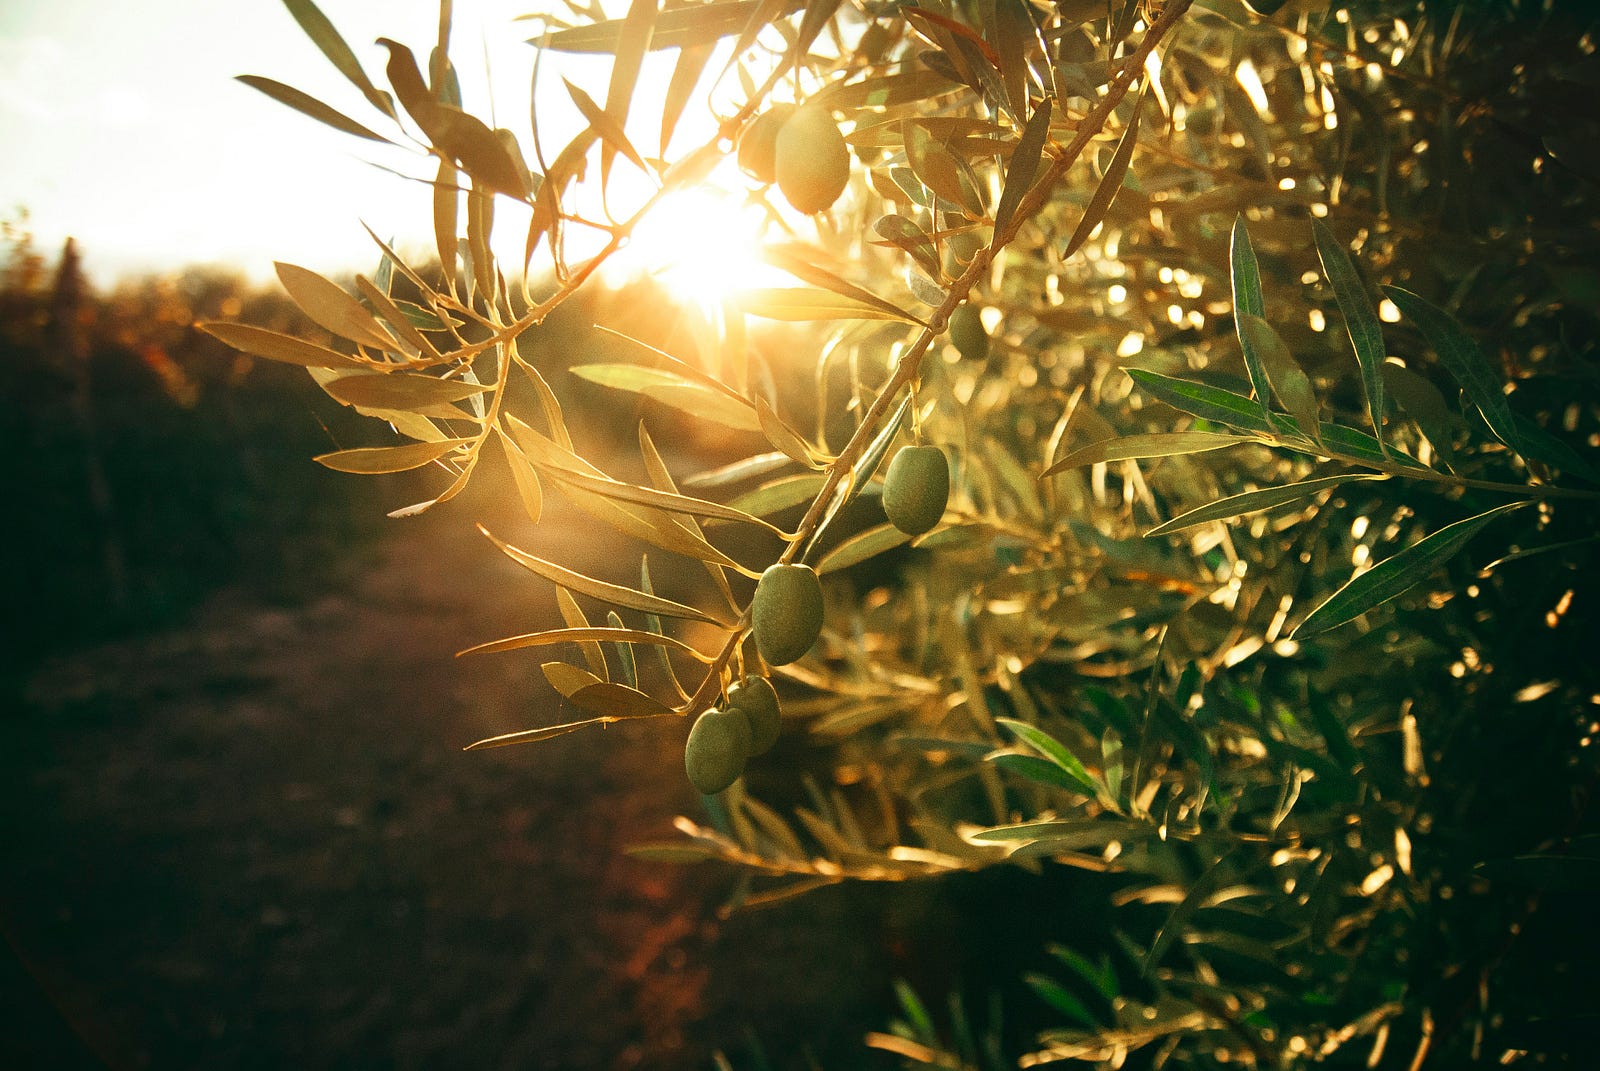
774, 106, 850, 215
752, 563, 824, 666
948, 303, 989, 362
737, 104, 797, 185
727, 676, 781, 756
684, 706, 751, 795
882, 445, 949, 537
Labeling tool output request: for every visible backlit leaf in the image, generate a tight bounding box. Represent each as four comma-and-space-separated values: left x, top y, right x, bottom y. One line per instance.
480, 525, 731, 626
570, 363, 760, 432
1238, 314, 1320, 444
1228, 215, 1270, 409
1063, 90, 1142, 259
736, 288, 921, 323
992, 97, 1052, 243
281, 0, 396, 118
1042, 432, 1251, 476
322, 372, 490, 410
197, 322, 364, 369
1294, 502, 1528, 636
1145, 474, 1387, 536
314, 437, 474, 474
1313, 220, 1388, 443
1383, 286, 1519, 450
817, 523, 912, 574
275, 262, 398, 352
236, 76, 393, 142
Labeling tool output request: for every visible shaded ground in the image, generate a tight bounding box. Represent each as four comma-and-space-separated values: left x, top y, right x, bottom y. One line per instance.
1, 501, 913, 1070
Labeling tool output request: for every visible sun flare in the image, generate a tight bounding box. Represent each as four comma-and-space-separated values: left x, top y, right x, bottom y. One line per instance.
605, 185, 788, 307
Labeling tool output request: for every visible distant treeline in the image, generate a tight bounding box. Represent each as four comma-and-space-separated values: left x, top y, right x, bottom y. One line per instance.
0, 230, 391, 681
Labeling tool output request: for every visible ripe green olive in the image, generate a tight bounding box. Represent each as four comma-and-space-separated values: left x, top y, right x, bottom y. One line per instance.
882, 445, 950, 537
727, 676, 781, 756
752, 563, 824, 666
684, 706, 751, 795
774, 106, 850, 215
737, 103, 797, 185
948, 303, 989, 362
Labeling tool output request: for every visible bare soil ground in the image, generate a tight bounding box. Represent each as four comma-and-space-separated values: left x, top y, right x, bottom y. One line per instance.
1, 502, 913, 1070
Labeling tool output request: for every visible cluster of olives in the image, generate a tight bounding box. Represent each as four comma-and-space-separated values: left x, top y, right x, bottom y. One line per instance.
684, 442, 951, 792
684, 675, 782, 795
738, 103, 851, 215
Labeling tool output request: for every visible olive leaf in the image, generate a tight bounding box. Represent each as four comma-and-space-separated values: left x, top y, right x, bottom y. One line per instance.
817, 523, 911, 574
321, 372, 490, 410
992, 97, 1052, 243
1383, 285, 1520, 452
198, 322, 364, 369
314, 437, 475, 474
480, 525, 732, 626
1293, 502, 1528, 637
235, 76, 393, 143
1062, 88, 1143, 259
1145, 474, 1387, 537
281, 0, 396, 119
1228, 215, 1271, 410
1042, 431, 1252, 476
1313, 220, 1387, 444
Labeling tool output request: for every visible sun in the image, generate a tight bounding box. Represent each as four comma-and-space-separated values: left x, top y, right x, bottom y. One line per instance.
605, 184, 788, 307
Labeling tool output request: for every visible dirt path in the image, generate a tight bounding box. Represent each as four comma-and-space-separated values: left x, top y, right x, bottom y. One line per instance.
1, 503, 903, 1070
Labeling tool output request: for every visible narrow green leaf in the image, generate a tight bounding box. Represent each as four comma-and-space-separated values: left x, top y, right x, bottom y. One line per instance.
197, 321, 364, 369
607, 611, 639, 688
991, 97, 1051, 243
726, 473, 827, 518
236, 75, 392, 142
756, 396, 828, 469
556, 588, 608, 680
816, 523, 912, 574
282, 0, 396, 118
1294, 502, 1527, 637
1509, 412, 1600, 484
314, 437, 474, 474
1042, 432, 1250, 476
1143, 851, 1238, 976
1125, 369, 1273, 434
1383, 286, 1519, 450
1313, 220, 1387, 443
1238, 314, 1321, 445
1228, 214, 1270, 409
996, 718, 1106, 801
1025, 974, 1096, 1027
1063, 90, 1142, 259
1146, 474, 1387, 537
480, 524, 731, 626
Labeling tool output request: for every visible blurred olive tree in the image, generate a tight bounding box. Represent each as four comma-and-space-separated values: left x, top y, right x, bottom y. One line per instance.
210, 0, 1600, 1065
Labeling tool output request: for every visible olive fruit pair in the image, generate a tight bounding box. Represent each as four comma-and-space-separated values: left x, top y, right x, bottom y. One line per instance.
882, 445, 949, 536
738, 104, 850, 215
752, 563, 824, 666
683, 676, 782, 795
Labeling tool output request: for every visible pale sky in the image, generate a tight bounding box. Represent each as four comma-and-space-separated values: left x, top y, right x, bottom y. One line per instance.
0, 0, 614, 287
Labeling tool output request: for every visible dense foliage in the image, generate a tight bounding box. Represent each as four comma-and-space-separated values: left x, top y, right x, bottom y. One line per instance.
213, 0, 1600, 1065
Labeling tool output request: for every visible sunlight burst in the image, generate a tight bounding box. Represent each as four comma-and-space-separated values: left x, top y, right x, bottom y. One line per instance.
605, 186, 787, 307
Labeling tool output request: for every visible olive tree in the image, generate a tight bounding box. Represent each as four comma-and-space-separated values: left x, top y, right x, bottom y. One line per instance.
208, 0, 1600, 1065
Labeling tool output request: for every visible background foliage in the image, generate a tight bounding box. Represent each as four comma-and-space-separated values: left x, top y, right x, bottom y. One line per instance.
207, 0, 1600, 1066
